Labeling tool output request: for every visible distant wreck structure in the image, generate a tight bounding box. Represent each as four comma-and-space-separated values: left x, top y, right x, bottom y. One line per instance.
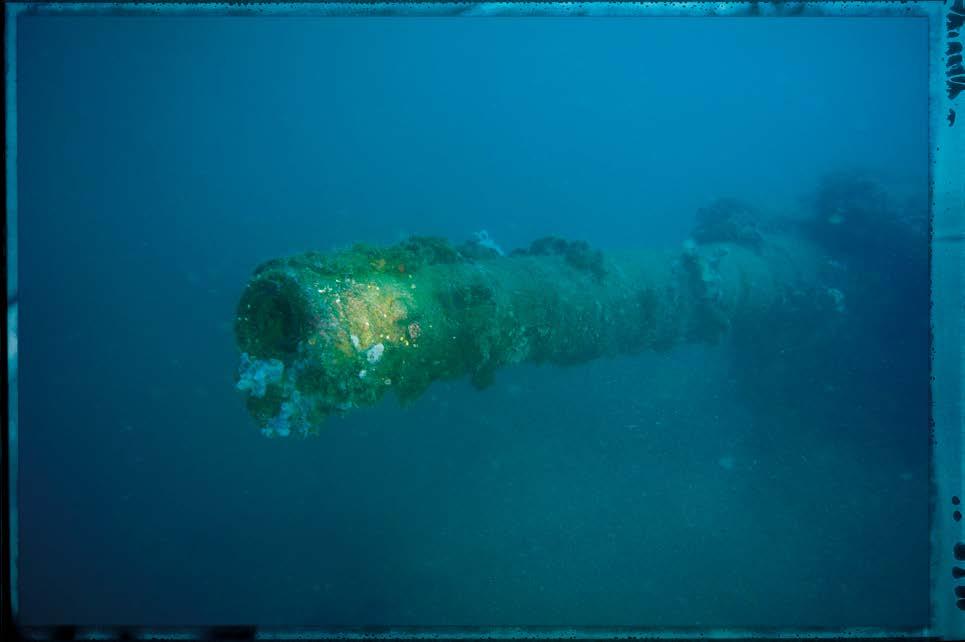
234, 172, 926, 437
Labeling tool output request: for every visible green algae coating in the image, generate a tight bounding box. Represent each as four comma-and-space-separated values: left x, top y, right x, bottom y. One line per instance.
235, 234, 826, 435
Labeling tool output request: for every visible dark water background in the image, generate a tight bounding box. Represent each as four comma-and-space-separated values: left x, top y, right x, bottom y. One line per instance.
16, 15, 929, 627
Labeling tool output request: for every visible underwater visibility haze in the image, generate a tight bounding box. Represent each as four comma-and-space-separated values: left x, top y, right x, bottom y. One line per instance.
16, 14, 928, 627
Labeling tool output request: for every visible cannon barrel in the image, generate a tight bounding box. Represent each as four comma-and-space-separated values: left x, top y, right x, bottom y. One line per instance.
234, 231, 838, 438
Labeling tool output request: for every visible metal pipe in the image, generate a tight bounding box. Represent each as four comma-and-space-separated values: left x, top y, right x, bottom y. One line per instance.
234, 231, 838, 437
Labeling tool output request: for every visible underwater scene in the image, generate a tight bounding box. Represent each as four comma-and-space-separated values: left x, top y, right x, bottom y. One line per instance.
16, 15, 929, 628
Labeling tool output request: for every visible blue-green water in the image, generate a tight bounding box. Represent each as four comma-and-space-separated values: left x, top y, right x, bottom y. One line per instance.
16, 15, 928, 627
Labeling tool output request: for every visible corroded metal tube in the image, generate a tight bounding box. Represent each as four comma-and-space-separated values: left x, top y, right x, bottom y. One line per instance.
234, 231, 839, 437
